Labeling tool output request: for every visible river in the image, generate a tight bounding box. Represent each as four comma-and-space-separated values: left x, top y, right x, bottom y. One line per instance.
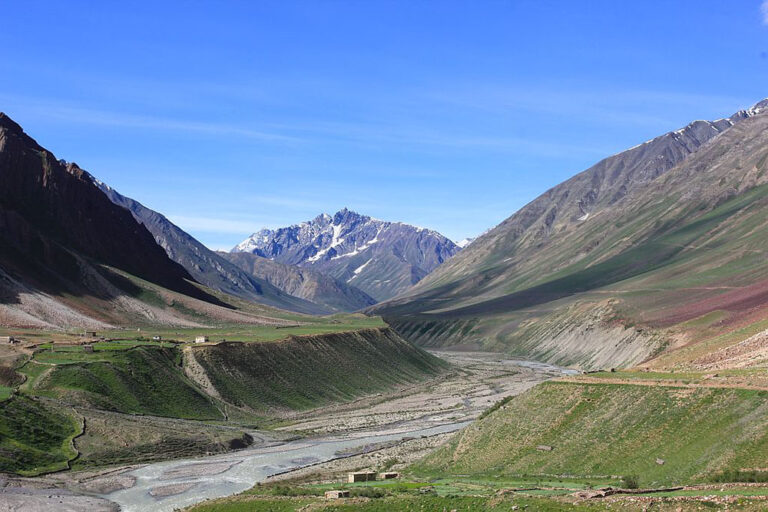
101, 419, 471, 512
99, 353, 579, 512
0, 353, 577, 512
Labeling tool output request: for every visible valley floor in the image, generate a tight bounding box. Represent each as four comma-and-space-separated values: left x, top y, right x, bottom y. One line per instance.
187, 365, 768, 512
0, 351, 568, 512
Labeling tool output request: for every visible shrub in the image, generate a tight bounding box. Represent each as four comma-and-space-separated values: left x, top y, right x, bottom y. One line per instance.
621, 474, 640, 489
479, 395, 514, 419
351, 487, 387, 498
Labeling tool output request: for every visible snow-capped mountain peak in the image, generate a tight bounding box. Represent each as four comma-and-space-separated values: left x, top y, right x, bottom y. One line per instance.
232, 209, 459, 301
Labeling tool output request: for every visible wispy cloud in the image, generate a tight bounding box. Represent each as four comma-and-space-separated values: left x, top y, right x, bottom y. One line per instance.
422, 86, 750, 126
0, 92, 614, 156
0, 95, 295, 142
762, 1, 768, 25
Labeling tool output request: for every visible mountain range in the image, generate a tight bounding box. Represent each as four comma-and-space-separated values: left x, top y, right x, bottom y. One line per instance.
232, 209, 460, 301
374, 99, 768, 370
0, 112, 459, 326
6, 94, 768, 372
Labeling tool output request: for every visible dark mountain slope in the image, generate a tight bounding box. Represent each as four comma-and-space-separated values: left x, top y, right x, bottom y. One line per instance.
0, 112, 223, 305
220, 251, 376, 312
374, 100, 768, 370
0, 113, 305, 328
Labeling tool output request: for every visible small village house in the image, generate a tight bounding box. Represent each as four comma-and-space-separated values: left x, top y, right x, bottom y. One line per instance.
379, 472, 399, 480
348, 471, 377, 483
83, 344, 95, 353
324, 490, 350, 499
0, 336, 16, 344
195, 336, 209, 343
152, 335, 162, 341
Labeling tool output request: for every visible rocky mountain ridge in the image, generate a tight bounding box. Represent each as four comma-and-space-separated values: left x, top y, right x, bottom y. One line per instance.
219, 251, 376, 312
233, 208, 460, 301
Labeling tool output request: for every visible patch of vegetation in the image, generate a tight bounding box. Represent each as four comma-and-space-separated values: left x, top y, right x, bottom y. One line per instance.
0, 365, 24, 387
98, 314, 387, 344
414, 381, 768, 487
712, 470, 768, 483
186, 492, 768, 511
479, 394, 514, 419
621, 474, 640, 489
0, 386, 13, 401
192, 329, 447, 412
0, 396, 81, 475
72, 409, 252, 470
29, 346, 223, 420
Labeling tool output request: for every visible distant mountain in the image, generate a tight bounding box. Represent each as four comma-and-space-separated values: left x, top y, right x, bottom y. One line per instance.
373, 100, 768, 370
456, 238, 475, 249
220, 252, 376, 312
95, 182, 332, 315
232, 209, 460, 301
0, 112, 247, 328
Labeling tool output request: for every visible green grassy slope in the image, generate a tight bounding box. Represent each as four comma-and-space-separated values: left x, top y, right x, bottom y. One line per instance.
0, 396, 81, 475
189, 328, 449, 412
23, 346, 224, 420
414, 380, 768, 487
187, 490, 768, 512
1, 324, 445, 475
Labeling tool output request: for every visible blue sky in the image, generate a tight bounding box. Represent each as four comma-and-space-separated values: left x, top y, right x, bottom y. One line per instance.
2, 1, 767, 249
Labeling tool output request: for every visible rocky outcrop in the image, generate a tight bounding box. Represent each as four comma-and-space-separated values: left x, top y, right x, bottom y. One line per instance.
0, 113, 235, 322
220, 251, 375, 312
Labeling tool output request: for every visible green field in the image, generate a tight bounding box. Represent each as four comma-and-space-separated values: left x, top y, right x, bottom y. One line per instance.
0, 385, 12, 401
97, 314, 386, 344
0, 314, 385, 346
187, 479, 768, 511
413, 380, 768, 487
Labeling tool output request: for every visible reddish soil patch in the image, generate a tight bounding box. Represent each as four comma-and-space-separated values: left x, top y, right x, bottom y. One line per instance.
651, 278, 768, 327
